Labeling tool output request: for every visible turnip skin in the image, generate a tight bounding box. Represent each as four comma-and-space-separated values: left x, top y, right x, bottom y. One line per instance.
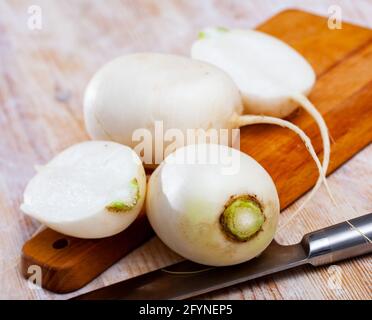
21, 141, 146, 239
146, 144, 279, 266
84, 53, 243, 153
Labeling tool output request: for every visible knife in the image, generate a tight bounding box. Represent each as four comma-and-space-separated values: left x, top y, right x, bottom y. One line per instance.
73, 213, 372, 300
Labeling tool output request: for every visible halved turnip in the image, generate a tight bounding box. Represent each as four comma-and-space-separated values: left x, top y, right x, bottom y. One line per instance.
21, 141, 146, 238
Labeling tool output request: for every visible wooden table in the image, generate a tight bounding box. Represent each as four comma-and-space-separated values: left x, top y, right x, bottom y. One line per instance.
0, 0, 371, 300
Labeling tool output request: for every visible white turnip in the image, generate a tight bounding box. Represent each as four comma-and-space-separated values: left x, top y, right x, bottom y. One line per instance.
21, 141, 146, 238
146, 144, 279, 266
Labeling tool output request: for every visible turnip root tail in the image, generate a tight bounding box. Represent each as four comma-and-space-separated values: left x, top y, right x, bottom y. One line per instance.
93, 111, 115, 141
237, 115, 371, 243
289, 93, 330, 173
236, 114, 333, 213
288, 93, 333, 213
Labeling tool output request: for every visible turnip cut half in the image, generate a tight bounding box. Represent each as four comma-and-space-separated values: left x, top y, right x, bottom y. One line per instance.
191, 27, 332, 215
192, 28, 317, 118
21, 141, 146, 238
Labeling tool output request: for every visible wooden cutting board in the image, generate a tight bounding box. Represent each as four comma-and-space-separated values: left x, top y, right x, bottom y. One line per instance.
21, 9, 372, 294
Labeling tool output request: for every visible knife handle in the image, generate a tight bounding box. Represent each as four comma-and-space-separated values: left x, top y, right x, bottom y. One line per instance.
301, 213, 372, 266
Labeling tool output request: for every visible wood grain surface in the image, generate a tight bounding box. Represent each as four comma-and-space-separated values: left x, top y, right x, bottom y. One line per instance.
21, 211, 154, 293
0, 0, 371, 300
18, 7, 372, 295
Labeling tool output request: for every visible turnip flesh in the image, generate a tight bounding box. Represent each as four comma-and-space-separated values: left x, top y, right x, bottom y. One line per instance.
146, 144, 280, 266
21, 141, 146, 238
191, 28, 332, 215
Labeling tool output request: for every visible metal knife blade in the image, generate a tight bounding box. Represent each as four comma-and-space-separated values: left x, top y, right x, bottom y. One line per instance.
73, 240, 307, 300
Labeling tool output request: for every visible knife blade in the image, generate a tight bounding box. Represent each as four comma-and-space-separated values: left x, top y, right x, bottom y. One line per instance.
73, 213, 372, 300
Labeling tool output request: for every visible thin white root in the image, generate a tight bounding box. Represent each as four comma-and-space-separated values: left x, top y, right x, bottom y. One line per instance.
345, 219, 372, 243
31, 224, 46, 237
290, 93, 330, 173
93, 111, 115, 141
289, 93, 336, 212
237, 114, 330, 227
161, 267, 215, 275
280, 198, 371, 243
237, 115, 371, 242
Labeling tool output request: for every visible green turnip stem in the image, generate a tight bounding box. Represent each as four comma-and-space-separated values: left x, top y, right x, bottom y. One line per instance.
236, 114, 333, 210
220, 196, 265, 242
106, 178, 140, 213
